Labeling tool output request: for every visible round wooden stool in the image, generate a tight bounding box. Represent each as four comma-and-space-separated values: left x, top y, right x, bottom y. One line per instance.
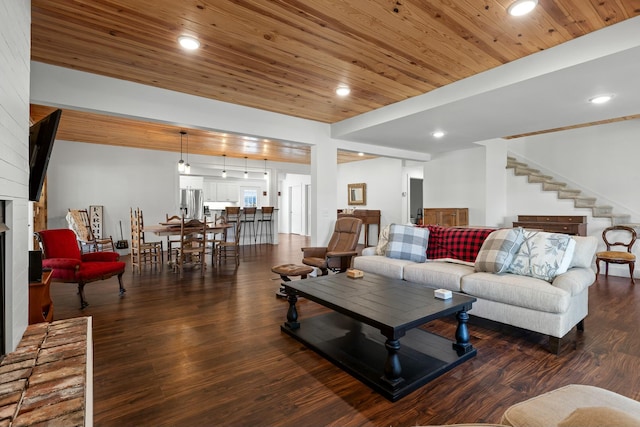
271, 264, 314, 298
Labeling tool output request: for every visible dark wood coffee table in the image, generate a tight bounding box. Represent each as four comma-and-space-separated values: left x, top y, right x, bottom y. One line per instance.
280, 272, 476, 401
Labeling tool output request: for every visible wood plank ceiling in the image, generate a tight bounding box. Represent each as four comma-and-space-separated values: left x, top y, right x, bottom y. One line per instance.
30, 0, 640, 163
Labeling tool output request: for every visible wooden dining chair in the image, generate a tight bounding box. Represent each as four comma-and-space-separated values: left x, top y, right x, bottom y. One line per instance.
130, 208, 162, 274
165, 213, 182, 263
138, 209, 163, 267
215, 217, 242, 267
174, 216, 208, 278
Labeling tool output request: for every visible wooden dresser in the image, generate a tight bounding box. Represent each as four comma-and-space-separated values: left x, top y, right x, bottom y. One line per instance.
337, 209, 380, 247
423, 208, 469, 227
512, 215, 587, 236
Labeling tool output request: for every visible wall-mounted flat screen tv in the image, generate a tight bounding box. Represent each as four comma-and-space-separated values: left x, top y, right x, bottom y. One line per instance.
29, 109, 62, 201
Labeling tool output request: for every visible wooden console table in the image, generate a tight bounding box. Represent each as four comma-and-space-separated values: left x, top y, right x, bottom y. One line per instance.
423, 208, 469, 227
29, 269, 54, 324
337, 209, 380, 247
512, 215, 587, 236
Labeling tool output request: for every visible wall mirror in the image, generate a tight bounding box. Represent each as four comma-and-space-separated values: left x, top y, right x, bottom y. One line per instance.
348, 183, 366, 205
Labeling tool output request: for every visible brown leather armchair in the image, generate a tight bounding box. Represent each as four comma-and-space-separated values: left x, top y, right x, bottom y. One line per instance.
302, 217, 363, 275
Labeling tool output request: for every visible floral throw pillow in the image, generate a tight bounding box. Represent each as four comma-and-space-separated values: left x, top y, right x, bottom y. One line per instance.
507, 230, 574, 282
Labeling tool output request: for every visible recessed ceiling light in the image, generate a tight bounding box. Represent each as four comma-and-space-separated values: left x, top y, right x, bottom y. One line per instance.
507, 0, 538, 16
336, 85, 351, 97
589, 94, 614, 104
432, 131, 445, 138
178, 35, 200, 50
358, 152, 364, 156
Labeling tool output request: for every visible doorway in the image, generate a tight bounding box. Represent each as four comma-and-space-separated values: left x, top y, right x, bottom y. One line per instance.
409, 178, 423, 224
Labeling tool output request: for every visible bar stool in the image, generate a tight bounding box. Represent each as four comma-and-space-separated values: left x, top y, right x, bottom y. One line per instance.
258, 207, 274, 244
241, 207, 257, 244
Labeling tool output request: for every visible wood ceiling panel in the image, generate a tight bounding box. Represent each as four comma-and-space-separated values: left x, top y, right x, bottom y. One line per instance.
30, 1, 640, 162
32, 1, 640, 123
29, 105, 376, 164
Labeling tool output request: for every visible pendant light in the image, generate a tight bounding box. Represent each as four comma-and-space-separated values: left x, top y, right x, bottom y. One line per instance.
184, 132, 191, 174
177, 131, 186, 172
263, 158, 268, 179
222, 154, 227, 178
244, 156, 248, 179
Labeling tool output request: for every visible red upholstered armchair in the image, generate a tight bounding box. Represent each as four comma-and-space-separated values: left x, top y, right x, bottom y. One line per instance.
35, 229, 126, 309
302, 217, 363, 275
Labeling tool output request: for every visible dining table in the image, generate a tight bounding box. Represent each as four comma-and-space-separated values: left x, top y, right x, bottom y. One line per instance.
143, 220, 232, 237
143, 220, 234, 266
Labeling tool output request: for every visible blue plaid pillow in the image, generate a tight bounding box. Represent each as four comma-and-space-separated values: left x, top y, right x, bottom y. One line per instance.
385, 224, 429, 263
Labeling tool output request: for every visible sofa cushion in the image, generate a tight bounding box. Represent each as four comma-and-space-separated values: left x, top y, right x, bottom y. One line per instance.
353, 255, 412, 280
569, 235, 598, 268
375, 224, 391, 255
403, 261, 474, 292
558, 407, 640, 427
461, 272, 571, 313
385, 224, 429, 263
426, 226, 495, 263
474, 227, 525, 274
507, 231, 575, 282
501, 384, 640, 427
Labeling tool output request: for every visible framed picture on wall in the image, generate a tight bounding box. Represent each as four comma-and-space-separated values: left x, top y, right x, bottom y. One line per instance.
348, 183, 366, 205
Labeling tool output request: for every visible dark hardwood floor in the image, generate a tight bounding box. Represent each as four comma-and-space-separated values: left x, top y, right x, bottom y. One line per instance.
49, 234, 640, 426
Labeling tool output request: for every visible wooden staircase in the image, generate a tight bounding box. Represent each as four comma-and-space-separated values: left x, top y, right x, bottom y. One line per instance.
507, 156, 634, 227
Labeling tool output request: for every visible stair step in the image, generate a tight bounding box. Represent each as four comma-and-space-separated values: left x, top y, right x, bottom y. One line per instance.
507, 160, 528, 168
513, 166, 540, 176
610, 215, 631, 225
574, 197, 597, 208
542, 181, 567, 191
592, 205, 613, 216
528, 174, 554, 183
557, 189, 581, 198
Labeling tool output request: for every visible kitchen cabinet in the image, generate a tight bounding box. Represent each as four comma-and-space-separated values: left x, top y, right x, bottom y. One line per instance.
423, 208, 469, 227
203, 181, 238, 202
203, 181, 217, 202
216, 183, 238, 202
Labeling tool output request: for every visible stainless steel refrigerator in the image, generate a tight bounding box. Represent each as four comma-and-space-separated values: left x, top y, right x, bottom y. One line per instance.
180, 189, 204, 220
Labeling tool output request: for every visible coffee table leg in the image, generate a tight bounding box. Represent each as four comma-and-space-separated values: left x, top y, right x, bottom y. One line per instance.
382, 338, 403, 387
284, 291, 300, 330
452, 308, 473, 355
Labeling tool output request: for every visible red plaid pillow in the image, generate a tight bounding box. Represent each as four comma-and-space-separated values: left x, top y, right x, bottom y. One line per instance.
426, 226, 495, 262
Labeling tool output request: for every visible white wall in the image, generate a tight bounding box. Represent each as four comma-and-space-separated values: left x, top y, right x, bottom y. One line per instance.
0, 0, 30, 352
507, 119, 640, 278
508, 120, 640, 220
423, 147, 487, 226
337, 157, 404, 245
47, 141, 310, 247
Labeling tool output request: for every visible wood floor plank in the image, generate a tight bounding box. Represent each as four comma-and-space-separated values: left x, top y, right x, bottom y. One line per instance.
49, 234, 640, 426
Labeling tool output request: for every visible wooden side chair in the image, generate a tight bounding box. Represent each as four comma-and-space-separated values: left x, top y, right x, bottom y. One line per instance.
174, 216, 208, 278
215, 217, 242, 267
130, 208, 162, 273
596, 225, 637, 284
66, 209, 115, 253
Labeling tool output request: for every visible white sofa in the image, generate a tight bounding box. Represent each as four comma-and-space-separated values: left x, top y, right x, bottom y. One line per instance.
353, 225, 598, 353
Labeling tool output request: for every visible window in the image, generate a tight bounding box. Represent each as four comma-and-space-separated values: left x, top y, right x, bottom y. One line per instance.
243, 189, 258, 207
